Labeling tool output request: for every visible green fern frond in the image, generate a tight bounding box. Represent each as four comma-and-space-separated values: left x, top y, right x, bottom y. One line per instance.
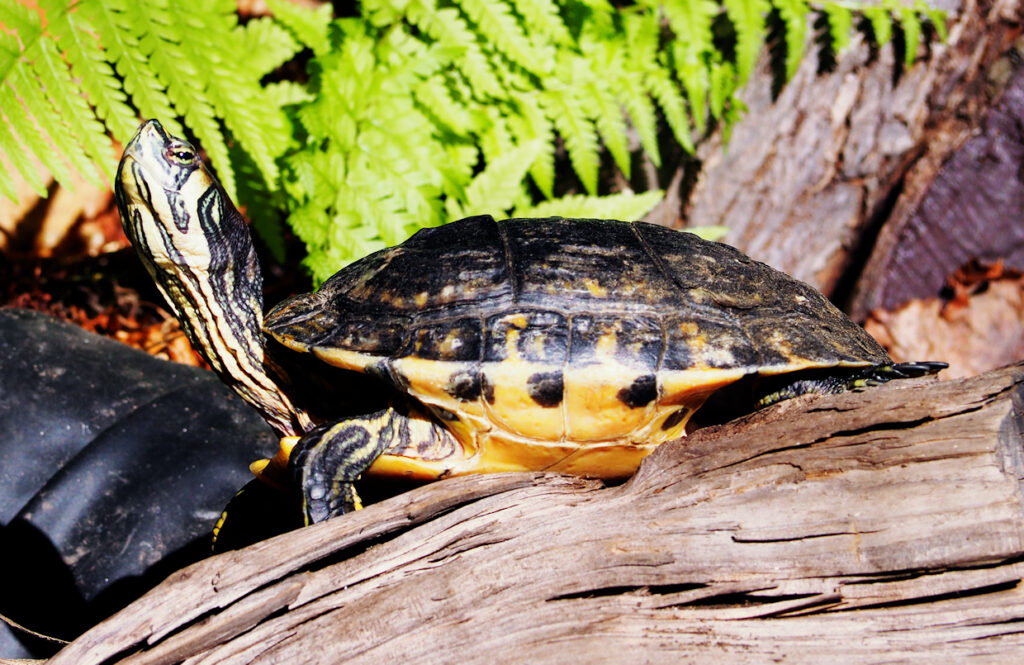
588, 77, 632, 178
821, 2, 853, 53
237, 16, 301, 80
541, 79, 600, 194
0, 109, 41, 200
508, 91, 556, 198
709, 58, 746, 143
166, 2, 292, 192
619, 74, 662, 167
457, 140, 543, 217
0, 0, 114, 197
43, 2, 138, 142
0, 157, 16, 202
687, 225, 730, 240
514, 0, 572, 46
438, 143, 480, 201
265, 80, 315, 108
77, 0, 183, 137
265, 0, 331, 56
646, 67, 695, 153
723, 0, 772, 84
414, 74, 475, 135
32, 36, 112, 175
773, 0, 810, 79
658, 0, 718, 133
513, 189, 664, 221
861, 7, 892, 46
479, 106, 516, 164
917, 2, 948, 41
578, 32, 632, 176
405, 1, 504, 98
897, 6, 923, 67
5, 62, 80, 187
460, 0, 550, 77
0, 0, 42, 58
1, 0, 948, 281
659, 0, 719, 59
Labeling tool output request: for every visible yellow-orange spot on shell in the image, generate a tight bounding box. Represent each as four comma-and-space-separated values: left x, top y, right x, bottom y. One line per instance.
584, 278, 607, 297
596, 330, 618, 357
439, 329, 466, 357
504, 328, 522, 360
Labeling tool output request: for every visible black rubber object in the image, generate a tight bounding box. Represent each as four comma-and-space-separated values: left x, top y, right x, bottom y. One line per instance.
0, 307, 277, 658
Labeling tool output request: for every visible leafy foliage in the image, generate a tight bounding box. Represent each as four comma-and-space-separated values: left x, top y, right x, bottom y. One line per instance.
1, 0, 946, 280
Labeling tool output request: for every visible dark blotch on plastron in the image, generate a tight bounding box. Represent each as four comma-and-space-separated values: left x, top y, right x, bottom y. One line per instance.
617, 374, 658, 408
481, 373, 496, 404
446, 369, 482, 401
660, 407, 691, 431
527, 371, 564, 407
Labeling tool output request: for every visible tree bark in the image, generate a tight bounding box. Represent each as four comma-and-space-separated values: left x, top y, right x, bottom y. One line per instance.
47, 363, 1024, 664
684, 0, 1023, 306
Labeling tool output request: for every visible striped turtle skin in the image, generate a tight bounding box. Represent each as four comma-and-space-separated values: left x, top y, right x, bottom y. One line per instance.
115, 120, 945, 524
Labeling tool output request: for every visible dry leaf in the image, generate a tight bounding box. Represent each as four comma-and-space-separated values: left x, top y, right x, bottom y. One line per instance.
865, 263, 1024, 379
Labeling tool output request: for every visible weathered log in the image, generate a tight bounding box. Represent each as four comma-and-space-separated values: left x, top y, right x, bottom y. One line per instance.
46, 363, 1024, 664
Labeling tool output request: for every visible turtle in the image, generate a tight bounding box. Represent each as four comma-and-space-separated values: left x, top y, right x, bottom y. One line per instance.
114, 120, 946, 524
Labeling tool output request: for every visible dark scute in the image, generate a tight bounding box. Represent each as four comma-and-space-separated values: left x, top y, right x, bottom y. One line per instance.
406, 319, 482, 361
401, 215, 498, 250
662, 315, 758, 370
636, 222, 886, 367
318, 215, 509, 317
445, 369, 482, 401
617, 374, 658, 408
326, 319, 406, 355
527, 371, 564, 407
484, 311, 568, 364
503, 218, 683, 309
569, 315, 662, 369
745, 314, 889, 366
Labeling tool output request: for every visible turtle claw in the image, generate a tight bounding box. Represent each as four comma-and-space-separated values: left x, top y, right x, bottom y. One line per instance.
888, 361, 950, 377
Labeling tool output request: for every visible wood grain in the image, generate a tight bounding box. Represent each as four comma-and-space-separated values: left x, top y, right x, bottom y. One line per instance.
48, 364, 1024, 664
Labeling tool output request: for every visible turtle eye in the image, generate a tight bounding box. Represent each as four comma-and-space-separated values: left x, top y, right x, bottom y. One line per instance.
167, 145, 197, 164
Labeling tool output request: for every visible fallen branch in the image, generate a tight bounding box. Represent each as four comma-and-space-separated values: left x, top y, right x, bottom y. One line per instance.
49, 364, 1024, 664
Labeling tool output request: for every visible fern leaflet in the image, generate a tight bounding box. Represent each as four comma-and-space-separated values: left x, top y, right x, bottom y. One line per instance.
773, 0, 810, 79
514, 189, 664, 221
43, 2, 138, 142
457, 141, 543, 217
898, 6, 923, 67
723, 0, 772, 84
265, 0, 331, 56
541, 82, 600, 195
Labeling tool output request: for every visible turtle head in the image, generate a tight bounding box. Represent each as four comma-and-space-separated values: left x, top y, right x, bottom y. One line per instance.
116, 120, 241, 276
116, 120, 305, 436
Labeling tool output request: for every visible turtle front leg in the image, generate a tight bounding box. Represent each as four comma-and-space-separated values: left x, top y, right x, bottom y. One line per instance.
288, 403, 453, 523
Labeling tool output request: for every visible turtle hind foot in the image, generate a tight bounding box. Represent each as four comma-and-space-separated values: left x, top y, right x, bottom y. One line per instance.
757, 361, 948, 408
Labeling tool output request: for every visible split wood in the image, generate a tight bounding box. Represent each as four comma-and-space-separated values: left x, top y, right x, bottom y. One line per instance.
49, 363, 1024, 664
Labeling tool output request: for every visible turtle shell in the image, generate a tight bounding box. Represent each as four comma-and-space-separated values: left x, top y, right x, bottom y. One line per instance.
266, 216, 889, 479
